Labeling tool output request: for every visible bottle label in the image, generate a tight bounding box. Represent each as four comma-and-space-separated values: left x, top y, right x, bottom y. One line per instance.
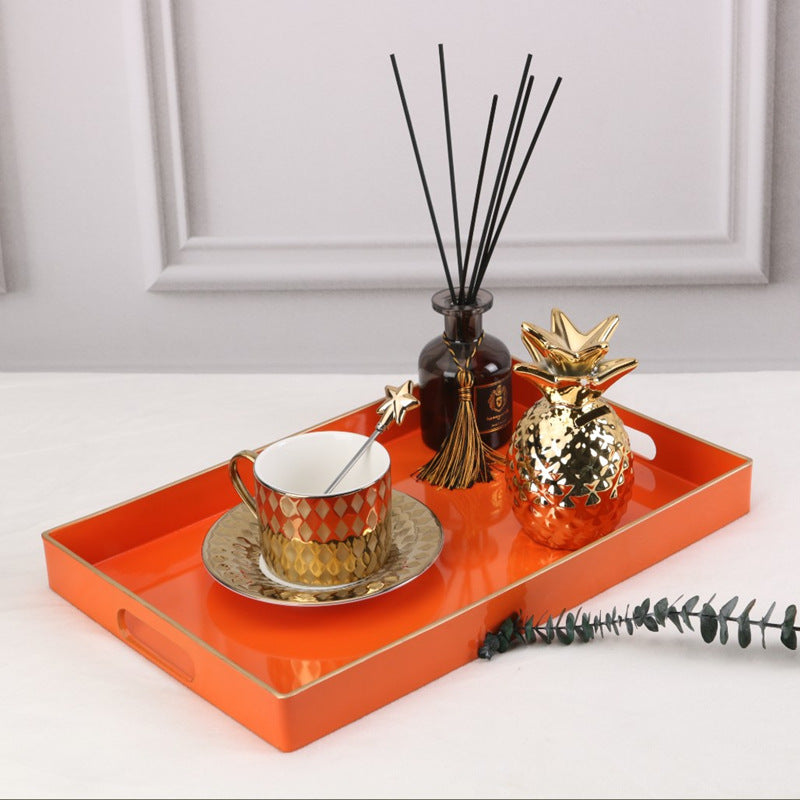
475, 375, 511, 434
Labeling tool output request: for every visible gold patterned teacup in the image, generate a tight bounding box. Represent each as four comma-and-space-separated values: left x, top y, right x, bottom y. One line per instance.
229, 431, 392, 587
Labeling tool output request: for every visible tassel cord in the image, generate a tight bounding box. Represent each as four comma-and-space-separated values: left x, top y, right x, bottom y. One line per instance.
414, 334, 502, 490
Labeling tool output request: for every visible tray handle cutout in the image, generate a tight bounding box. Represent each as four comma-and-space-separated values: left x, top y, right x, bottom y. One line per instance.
627, 426, 656, 461
117, 609, 195, 684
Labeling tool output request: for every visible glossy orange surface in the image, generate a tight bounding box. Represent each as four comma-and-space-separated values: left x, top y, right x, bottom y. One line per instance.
42, 373, 752, 752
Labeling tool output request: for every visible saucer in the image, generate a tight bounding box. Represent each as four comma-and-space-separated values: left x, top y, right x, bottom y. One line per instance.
201, 491, 444, 606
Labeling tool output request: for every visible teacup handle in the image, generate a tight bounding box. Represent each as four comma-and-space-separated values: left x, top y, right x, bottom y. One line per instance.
228, 450, 259, 519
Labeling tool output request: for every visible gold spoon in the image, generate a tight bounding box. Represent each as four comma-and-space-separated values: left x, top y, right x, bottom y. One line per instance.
324, 380, 420, 494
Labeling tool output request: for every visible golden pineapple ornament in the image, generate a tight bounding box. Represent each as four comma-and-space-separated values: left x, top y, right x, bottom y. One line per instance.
505, 309, 638, 550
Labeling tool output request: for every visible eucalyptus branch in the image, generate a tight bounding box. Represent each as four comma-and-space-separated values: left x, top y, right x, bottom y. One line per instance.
478, 596, 799, 660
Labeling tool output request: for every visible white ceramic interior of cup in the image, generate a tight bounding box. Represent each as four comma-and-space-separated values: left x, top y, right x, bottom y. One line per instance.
254, 431, 390, 497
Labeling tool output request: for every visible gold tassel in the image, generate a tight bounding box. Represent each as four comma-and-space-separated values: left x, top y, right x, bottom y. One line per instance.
414, 335, 503, 490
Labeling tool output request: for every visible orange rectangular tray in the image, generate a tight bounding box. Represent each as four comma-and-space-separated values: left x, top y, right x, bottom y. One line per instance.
42, 374, 751, 752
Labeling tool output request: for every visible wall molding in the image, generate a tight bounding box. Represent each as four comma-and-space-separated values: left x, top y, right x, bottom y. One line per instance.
130, 0, 775, 292
0, 232, 6, 293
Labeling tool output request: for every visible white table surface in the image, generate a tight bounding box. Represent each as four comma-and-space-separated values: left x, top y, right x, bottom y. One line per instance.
2, 370, 799, 800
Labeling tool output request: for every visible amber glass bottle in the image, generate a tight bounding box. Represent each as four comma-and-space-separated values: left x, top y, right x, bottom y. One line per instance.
418, 289, 513, 452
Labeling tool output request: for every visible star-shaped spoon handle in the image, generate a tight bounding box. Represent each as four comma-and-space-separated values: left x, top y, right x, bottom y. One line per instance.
324, 380, 420, 495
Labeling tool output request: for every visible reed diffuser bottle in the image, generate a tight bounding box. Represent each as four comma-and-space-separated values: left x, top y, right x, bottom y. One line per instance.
390, 44, 561, 488
419, 288, 511, 451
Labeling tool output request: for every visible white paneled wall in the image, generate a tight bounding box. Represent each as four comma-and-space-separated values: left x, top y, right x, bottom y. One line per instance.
0, 0, 798, 373
139, 0, 771, 290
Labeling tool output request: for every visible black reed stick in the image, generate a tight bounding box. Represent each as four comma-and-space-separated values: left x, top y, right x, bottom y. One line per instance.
474, 76, 563, 295
460, 94, 498, 304
438, 44, 465, 300
390, 53, 457, 303
472, 74, 534, 299
466, 53, 532, 303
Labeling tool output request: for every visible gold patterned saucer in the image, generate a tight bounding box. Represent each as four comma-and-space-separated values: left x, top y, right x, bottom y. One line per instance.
201, 491, 444, 606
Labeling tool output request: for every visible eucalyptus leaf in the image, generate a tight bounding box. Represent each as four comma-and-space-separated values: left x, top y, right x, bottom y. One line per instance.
500, 617, 516, 642
556, 610, 573, 644
524, 617, 535, 643
556, 627, 574, 645
699, 603, 719, 643
738, 617, 752, 649
681, 596, 700, 630
720, 596, 739, 618
625, 617, 634, 635
643, 615, 659, 633
667, 608, 684, 633
759, 601, 777, 649
581, 613, 594, 642
654, 597, 669, 626
535, 624, 550, 644
737, 599, 756, 649
781, 605, 798, 650
717, 596, 738, 645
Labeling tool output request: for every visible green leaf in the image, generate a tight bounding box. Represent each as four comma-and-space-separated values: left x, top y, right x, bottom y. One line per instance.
499, 616, 516, 644
737, 599, 756, 649
717, 596, 738, 646
759, 601, 777, 649
581, 613, 594, 642
565, 612, 576, 639
596, 614, 605, 638
609, 611, 620, 636
478, 632, 500, 659
570, 607, 583, 639
643, 615, 659, 633
720, 596, 738, 618
556, 610, 573, 644
544, 615, 555, 644
667, 607, 684, 633
781, 605, 798, 650
681, 596, 700, 631
700, 603, 718, 643
524, 616, 535, 644
556, 628, 574, 645
654, 597, 669, 626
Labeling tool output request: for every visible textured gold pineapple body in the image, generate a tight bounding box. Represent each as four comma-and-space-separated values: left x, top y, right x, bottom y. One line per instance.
506, 308, 638, 550
506, 394, 634, 550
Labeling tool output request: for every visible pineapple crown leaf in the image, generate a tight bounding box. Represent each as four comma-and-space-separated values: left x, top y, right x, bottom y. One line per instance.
512, 361, 562, 387
520, 321, 609, 372
592, 357, 640, 390
551, 308, 619, 352
516, 310, 638, 394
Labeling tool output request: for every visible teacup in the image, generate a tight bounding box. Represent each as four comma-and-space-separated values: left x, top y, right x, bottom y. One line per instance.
228, 431, 393, 587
